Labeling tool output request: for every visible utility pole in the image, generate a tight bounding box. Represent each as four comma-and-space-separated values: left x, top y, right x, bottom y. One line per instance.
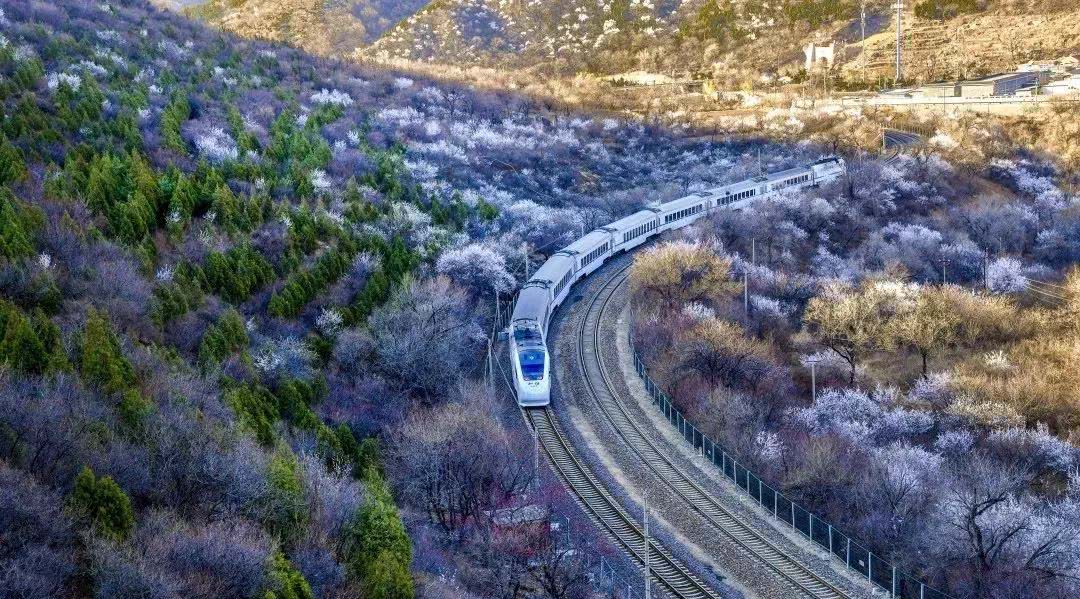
941, 258, 951, 285
861, 1, 867, 46
522, 242, 530, 280
743, 270, 749, 314
532, 427, 540, 492
895, 0, 904, 84
644, 493, 651, 599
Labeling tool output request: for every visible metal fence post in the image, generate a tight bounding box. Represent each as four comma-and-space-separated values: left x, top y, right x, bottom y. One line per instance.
828, 523, 833, 554
773, 491, 777, 518
892, 566, 897, 598
846, 538, 851, 567
809, 515, 813, 541
791, 502, 795, 530
868, 553, 872, 584
920, 583, 925, 599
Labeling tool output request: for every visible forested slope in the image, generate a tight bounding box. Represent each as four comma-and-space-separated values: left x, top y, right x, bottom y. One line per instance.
0, 1, 812, 596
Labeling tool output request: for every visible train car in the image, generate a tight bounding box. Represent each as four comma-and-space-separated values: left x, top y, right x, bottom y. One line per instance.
528, 253, 577, 314
509, 285, 553, 406
510, 156, 846, 406
657, 193, 710, 232
809, 156, 845, 184
604, 208, 662, 254
559, 230, 613, 281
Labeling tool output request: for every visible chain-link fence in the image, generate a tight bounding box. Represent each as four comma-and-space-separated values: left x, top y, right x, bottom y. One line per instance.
629, 326, 954, 599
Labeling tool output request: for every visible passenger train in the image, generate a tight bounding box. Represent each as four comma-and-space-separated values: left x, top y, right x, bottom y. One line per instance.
510, 156, 846, 406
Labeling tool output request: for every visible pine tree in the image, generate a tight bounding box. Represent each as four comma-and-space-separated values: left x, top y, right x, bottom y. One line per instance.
0, 188, 40, 260
364, 552, 414, 599
0, 303, 48, 374
342, 474, 412, 590
67, 467, 135, 542
0, 134, 27, 186
79, 309, 136, 394
263, 552, 314, 599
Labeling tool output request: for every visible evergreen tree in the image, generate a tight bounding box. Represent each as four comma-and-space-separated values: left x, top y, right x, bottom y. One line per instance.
0, 303, 47, 374
364, 552, 414, 599
67, 467, 135, 542
265, 450, 309, 544
80, 309, 136, 394
263, 552, 314, 599
198, 309, 249, 365
0, 134, 27, 186
0, 188, 41, 260
342, 474, 412, 594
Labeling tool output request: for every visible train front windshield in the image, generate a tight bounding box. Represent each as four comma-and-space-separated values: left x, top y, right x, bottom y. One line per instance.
519, 350, 546, 381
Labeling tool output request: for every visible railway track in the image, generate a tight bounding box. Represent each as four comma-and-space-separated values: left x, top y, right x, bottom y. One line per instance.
524, 407, 722, 599
883, 128, 923, 163
576, 263, 854, 599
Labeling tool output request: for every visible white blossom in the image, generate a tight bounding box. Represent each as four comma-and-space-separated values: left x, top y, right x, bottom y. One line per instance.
310, 169, 332, 193
310, 88, 354, 107
193, 127, 239, 163
681, 302, 715, 321
316, 308, 344, 336
986, 257, 1026, 294
155, 264, 174, 283
46, 72, 82, 91
436, 243, 516, 295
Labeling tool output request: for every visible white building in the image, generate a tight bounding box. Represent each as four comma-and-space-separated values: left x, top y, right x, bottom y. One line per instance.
1044, 74, 1080, 95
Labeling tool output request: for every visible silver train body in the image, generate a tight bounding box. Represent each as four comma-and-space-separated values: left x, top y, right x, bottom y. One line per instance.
510, 156, 845, 406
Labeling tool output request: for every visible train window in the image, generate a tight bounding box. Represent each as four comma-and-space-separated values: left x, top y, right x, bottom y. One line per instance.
519, 350, 545, 381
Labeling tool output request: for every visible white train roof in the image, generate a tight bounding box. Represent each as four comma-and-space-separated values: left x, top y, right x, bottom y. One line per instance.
512, 285, 551, 324
559, 230, 611, 256
529, 253, 575, 285
602, 208, 661, 233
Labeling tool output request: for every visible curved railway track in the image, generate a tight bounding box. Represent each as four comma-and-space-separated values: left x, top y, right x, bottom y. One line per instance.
524, 407, 722, 599
576, 262, 854, 599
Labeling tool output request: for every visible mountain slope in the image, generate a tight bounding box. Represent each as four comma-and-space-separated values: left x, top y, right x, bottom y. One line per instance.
183, 0, 430, 55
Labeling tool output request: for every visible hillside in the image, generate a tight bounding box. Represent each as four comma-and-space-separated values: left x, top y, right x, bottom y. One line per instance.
0, 1, 813, 596
181, 0, 429, 56
184, 0, 1080, 90
849, 1, 1080, 82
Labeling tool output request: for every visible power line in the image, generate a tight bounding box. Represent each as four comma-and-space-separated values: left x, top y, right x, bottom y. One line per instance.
1020, 275, 1072, 293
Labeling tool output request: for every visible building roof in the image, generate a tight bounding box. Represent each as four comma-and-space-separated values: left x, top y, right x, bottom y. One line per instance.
966, 72, 1036, 83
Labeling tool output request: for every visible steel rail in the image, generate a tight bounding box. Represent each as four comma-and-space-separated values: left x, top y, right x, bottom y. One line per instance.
576, 262, 855, 599
523, 407, 722, 599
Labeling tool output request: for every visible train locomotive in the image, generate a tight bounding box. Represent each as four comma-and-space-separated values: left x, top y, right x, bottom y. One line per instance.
509, 156, 845, 406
